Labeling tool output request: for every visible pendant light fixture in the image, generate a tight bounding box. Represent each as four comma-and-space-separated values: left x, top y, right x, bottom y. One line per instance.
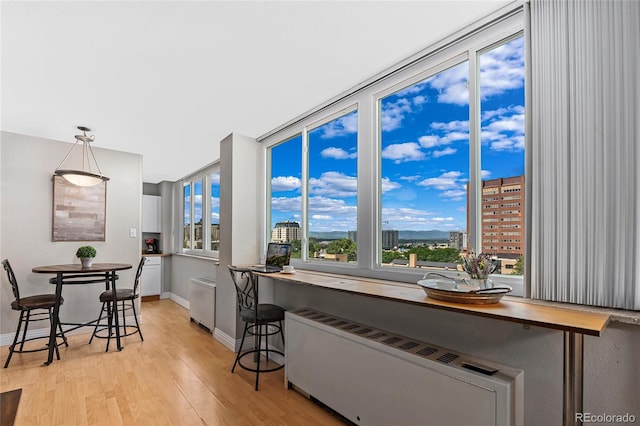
54, 126, 109, 186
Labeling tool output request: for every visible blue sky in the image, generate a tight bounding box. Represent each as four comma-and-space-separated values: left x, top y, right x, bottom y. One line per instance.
271, 36, 524, 234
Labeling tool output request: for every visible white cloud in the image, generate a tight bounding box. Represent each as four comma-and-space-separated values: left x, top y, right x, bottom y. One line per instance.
417, 135, 441, 148
430, 216, 455, 222
482, 105, 523, 121
440, 189, 466, 201
490, 136, 524, 151
418, 171, 464, 190
432, 147, 457, 158
481, 105, 525, 152
381, 207, 457, 229
381, 142, 425, 163
412, 95, 427, 106
399, 175, 422, 182
480, 37, 524, 99
308, 196, 357, 232
321, 147, 357, 160
309, 171, 357, 198
418, 119, 469, 149
271, 176, 301, 191
210, 172, 220, 185
431, 120, 469, 132
381, 98, 413, 132
271, 196, 302, 212
317, 112, 358, 139
426, 62, 469, 106
484, 113, 524, 133
381, 177, 401, 193
481, 169, 492, 179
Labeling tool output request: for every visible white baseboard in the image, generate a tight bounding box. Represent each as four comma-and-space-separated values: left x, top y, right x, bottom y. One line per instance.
169, 293, 189, 309
213, 328, 237, 351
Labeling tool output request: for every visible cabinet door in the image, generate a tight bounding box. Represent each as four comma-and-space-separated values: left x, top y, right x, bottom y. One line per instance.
142, 195, 161, 233
141, 257, 162, 296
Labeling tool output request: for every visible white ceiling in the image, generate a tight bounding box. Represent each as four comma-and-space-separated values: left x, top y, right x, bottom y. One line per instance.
2, 1, 510, 183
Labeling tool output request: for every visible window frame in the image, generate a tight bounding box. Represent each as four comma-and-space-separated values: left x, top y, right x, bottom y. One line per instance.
260, 6, 525, 292
181, 163, 221, 259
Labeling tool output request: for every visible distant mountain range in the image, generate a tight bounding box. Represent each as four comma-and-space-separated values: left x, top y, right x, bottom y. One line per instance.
309, 230, 450, 241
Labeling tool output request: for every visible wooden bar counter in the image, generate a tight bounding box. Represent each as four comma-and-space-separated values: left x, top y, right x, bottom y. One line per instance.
255, 268, 611, 426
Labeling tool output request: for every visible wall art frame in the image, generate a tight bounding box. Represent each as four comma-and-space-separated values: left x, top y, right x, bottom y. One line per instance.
52, 175, 107, 241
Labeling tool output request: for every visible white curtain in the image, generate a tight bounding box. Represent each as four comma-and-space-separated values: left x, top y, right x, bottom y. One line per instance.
529, 0, 639, 310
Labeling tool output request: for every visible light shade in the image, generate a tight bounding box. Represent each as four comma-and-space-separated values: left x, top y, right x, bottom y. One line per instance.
54, 126, 109, 186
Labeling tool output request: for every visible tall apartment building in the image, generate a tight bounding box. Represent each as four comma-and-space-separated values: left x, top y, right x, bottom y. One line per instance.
480, 175, 524, 257
271, 220, 301, 242
449, 231, 467, 251
350, 230, 398, 250
381, 230, 399, 250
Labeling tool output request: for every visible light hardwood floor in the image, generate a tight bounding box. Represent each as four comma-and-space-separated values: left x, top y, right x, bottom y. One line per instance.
0, 300, 346, 425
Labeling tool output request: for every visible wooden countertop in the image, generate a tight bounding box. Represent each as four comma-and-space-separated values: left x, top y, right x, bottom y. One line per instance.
255, 269, 610, 336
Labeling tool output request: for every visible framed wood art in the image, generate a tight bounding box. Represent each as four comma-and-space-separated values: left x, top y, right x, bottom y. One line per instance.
52, 175, 106, 241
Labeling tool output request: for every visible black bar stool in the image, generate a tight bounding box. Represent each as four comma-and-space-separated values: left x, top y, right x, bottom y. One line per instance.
228, 265, 285, 390
89, 257, 145, 351
2, 259, 68, 367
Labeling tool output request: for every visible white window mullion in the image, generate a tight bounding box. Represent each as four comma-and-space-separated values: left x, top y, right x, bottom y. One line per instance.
301, 128, 309, 262
468, 48, 481, 254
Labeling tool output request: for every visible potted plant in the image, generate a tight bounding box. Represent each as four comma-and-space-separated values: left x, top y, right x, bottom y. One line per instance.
76, 245, 97, 268
461, 252, 496, 288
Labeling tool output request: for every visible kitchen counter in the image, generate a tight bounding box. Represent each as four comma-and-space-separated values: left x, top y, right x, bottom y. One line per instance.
141, 252, 172, 257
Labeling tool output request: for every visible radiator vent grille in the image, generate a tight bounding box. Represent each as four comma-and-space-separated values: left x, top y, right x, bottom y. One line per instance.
437, 353, 460, 364
291, 308, 495, 373
417, 347, 439, 357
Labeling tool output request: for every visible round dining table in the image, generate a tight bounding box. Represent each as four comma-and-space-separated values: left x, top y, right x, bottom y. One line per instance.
32, 263, 132, 365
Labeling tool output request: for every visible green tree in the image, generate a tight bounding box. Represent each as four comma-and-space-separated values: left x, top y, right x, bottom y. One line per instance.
512, 256, 524, 275
407, 247, 460, 263
326, 238, 357, 261
382, 251, 406, 264
308, 239, 322, 259
290, 239, 302, 259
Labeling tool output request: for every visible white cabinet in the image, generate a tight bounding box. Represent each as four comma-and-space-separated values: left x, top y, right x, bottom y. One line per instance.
142, 195, 161, 233
141, 256, 162, 296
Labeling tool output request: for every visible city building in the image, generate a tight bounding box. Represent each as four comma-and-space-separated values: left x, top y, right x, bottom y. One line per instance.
351, 230, 398, 250
271, 220, 301, 243
381, 230, 399, 250
449, 231, 467, 251
481, 175, 525, 258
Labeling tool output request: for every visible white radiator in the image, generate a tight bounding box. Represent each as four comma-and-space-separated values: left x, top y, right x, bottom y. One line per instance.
189, 277, 216, 332
285, 309, 523, 426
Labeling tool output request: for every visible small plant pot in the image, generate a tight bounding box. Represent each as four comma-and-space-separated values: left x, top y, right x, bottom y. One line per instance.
80, 257, 94, 268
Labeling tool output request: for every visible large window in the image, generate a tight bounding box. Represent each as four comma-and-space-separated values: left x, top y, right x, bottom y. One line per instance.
380, 61, 470, 269
308, 111, 358, 263
478, 36, 525, 275
183, 166, 220, 256
270, 135, 303, 257
263, 9, 524, 287
377, 35, 524, 281
210, 171, 220, 251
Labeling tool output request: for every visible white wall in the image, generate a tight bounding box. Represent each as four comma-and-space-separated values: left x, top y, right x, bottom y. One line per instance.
0, 131, 142, 334
218, 132, 261, 339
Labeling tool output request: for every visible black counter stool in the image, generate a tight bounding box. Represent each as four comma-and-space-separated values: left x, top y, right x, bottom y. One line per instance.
2, 259, 68, 368
89, 257, 145, 351
228, 265, 285, 390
